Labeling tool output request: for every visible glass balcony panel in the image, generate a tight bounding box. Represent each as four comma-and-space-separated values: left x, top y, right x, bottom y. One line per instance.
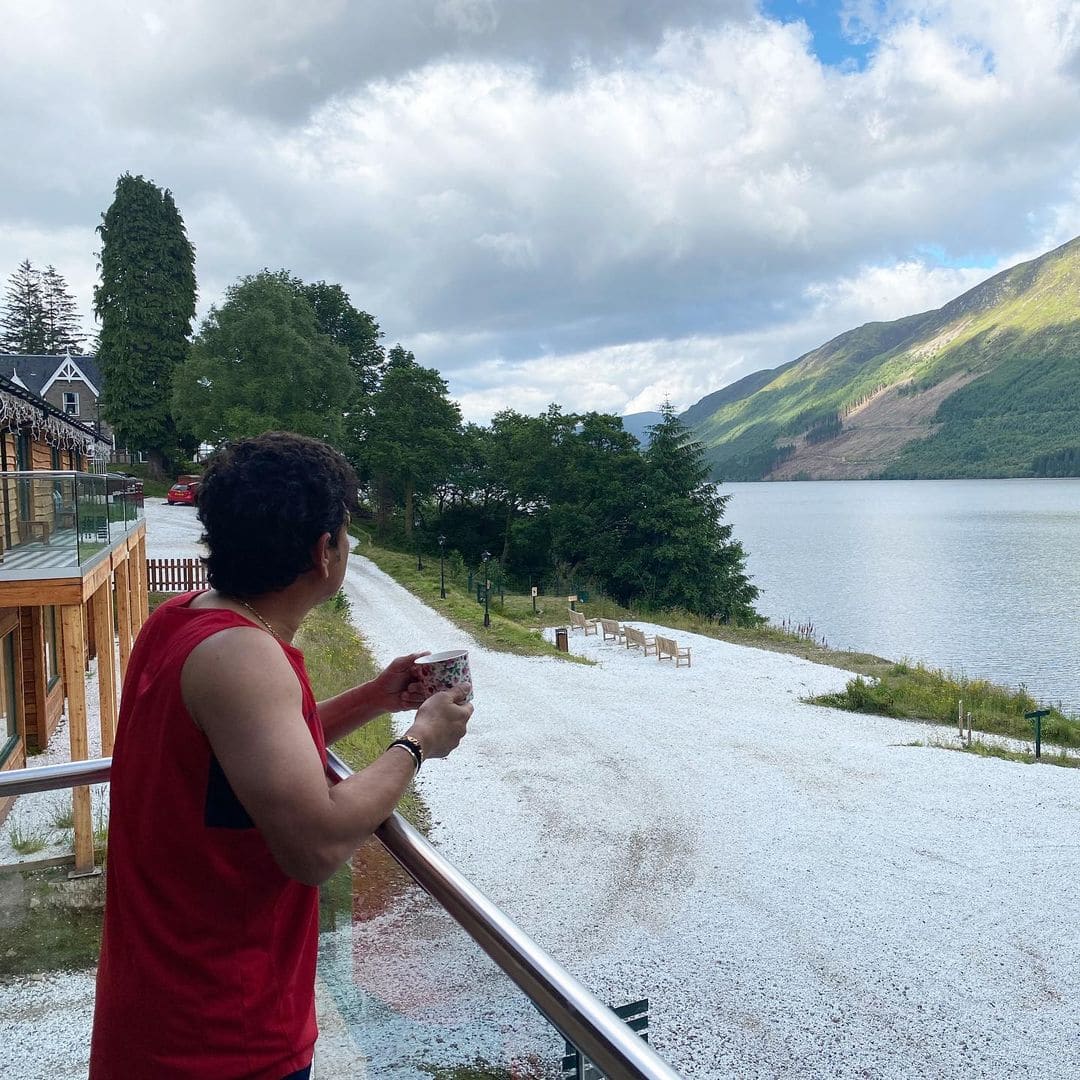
76, 473, 110, 562
0, 758, 675, 1080
0, 474, 79, 570
317, 841, 605, 1079
0, 473, 143, 576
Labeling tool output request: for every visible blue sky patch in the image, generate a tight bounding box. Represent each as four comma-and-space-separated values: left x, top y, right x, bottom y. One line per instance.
762, 0, 875, 70
915, 244, 1002, 270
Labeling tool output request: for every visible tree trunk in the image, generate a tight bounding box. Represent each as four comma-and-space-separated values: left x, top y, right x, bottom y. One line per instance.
145, 449, 168, 481
374, 475, 391, 538
502, 505, 512, 563
404, 481, 415, 538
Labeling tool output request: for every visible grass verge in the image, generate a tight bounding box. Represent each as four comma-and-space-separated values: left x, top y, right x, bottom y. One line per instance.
351, 533, 591, 664
953, 741, 1080, 768
809, 661, 1080, 751
0, 869, 106, 975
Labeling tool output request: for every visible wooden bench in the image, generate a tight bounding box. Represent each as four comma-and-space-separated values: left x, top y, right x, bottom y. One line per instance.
599, 618, 625, 643
623, 625, 656, 655
655, 634, 691, 667
568, 608, 598, 635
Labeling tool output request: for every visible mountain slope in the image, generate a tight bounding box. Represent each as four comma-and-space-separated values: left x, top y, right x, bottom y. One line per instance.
685, 236, 1080, 480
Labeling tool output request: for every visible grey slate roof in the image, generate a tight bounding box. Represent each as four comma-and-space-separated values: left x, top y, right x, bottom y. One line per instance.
0, 353, 102, 396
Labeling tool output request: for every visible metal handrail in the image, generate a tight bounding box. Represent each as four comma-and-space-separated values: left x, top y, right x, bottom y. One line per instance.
0, 757, 111, 796
0, 753, 684, 1080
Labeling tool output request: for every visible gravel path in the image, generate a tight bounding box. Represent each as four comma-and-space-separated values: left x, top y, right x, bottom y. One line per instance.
4, 500, 1078, 1079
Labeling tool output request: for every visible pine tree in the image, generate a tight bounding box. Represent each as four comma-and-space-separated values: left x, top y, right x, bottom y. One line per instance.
40, 265, 84, 354
95, 173, 196, 473
1, 259, 46, 353
636, 401, 759, 621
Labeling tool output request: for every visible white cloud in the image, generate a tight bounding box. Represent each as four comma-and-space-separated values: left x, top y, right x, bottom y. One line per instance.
0, 1, 1078, 424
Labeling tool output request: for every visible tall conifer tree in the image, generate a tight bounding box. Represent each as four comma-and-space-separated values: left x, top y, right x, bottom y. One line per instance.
638, 401, 758, 621
95, 173, 196, 472
1, 259, 46, 353
40, 265, 84, 354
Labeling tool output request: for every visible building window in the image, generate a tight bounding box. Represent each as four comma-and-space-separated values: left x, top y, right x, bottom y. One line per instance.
63, 392, 80, 416
44, 606, 60, 689
0, 631, 18, 766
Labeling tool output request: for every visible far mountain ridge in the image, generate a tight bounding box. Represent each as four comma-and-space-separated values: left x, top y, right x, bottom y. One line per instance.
682, 235, 1080, 480
620, 410, 664, 444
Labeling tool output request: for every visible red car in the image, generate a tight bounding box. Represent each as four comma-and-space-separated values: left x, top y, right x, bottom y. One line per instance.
166, 482, 198, 506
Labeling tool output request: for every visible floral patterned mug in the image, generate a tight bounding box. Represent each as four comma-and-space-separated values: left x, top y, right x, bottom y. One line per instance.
415, 649, 472, 702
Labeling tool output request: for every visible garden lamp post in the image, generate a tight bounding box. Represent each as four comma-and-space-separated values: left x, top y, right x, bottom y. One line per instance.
438, 534, 447, 599
482, 550, 491, 628
415, 518, 423, 571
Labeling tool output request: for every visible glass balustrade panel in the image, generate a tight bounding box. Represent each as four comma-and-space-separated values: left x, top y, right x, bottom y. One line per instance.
0, 474, 80, 571
317, 839, 629, 1080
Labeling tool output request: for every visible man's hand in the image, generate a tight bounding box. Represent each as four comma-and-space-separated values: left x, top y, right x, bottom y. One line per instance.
406, 685, 473, 760
370, 651, 431, 712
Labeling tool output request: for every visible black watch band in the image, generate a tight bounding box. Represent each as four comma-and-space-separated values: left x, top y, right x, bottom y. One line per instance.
388, 736, 423, 775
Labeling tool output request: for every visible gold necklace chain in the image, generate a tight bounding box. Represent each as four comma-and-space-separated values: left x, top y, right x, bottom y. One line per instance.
235, 597, 281, 640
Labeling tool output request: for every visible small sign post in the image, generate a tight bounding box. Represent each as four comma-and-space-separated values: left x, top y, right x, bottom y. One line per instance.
531, 585, 538, 613
1025, 708, 1051, 759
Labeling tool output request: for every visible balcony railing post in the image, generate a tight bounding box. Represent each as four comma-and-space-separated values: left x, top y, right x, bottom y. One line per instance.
58, 602, 96, 875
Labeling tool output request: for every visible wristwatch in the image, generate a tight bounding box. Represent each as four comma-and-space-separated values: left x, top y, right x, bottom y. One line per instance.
388, 735, 424, 775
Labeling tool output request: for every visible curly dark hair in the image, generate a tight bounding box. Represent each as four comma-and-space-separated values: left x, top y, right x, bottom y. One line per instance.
197, 432, 358, 596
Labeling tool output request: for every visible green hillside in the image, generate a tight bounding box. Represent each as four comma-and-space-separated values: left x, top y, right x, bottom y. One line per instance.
686, 236, 1080, 480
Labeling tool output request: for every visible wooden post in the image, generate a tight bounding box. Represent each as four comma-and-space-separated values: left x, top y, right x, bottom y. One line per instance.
135, 533, 149, 627
958, 699, 963, 737
85, 593, 96, 662
966, 711, 973, 747
60, 603, 95, 876
93, 577, 118, 755
114, 557, 132, 680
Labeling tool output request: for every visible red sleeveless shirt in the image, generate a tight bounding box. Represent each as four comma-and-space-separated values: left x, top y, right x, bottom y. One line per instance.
90, 592, 325, 1079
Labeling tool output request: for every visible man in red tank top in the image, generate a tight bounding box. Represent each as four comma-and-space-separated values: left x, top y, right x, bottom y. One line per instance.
90, 433, 472, 1080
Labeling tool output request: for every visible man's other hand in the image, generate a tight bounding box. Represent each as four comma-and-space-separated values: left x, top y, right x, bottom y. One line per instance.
406, 685, 472, 760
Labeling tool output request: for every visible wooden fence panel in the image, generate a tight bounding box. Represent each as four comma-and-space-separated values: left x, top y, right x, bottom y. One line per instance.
146, 557, 208, 593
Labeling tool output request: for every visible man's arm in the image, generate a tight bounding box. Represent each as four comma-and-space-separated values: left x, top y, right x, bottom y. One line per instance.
182, 629, 471, 886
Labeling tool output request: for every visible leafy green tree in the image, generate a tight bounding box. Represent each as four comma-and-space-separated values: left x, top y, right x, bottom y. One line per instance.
95, 173, 196, 473
298, 281, 384, 394
1, 259, 46, 353
173, 271, 352, 446
362, 345, 463, 537
40, 265, 84, 354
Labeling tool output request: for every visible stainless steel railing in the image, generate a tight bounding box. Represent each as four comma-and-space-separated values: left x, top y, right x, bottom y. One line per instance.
1, 752, 684, 1080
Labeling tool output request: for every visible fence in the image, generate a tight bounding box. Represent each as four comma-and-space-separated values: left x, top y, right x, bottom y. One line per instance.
146, 557, 207, 593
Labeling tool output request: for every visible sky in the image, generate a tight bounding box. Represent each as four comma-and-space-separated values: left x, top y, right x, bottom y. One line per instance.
1, 1, 1078, 424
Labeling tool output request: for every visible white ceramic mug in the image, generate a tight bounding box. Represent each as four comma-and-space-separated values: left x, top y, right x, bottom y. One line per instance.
415, 649, 472, 702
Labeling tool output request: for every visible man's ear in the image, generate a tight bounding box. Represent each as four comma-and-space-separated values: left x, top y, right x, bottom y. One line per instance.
312, 531, 334, 579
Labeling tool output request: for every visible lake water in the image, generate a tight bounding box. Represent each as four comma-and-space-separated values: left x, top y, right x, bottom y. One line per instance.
725, 478, 1080, 712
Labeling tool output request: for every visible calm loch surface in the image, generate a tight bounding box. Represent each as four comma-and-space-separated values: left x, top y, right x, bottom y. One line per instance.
726, 478, 1080, 712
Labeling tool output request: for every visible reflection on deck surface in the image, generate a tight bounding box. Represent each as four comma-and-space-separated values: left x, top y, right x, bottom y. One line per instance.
0, 527, 112, 574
